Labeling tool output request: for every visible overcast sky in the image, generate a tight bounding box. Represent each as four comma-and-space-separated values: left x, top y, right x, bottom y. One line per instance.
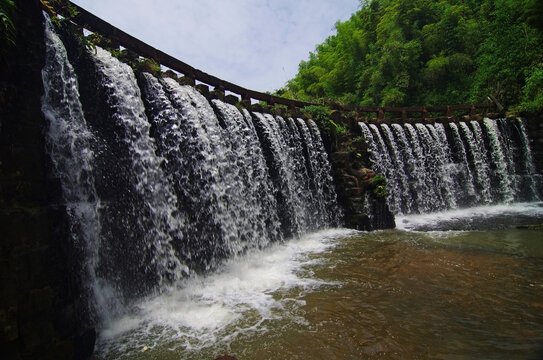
70, 0, 360, 93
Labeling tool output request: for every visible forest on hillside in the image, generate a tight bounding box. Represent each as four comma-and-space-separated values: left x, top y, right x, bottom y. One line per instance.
278, 0, 543, 113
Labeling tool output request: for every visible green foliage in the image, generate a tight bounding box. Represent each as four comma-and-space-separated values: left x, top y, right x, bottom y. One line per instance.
0, 0, 16, 48
280, 0, 543, 112
132, 58, 161, 76
43, 0, 80, 26
352, 136, 365, 147
523, 0, 543, 32
302, 105, 348, 136
517, 65, 543, 113
471, 0, 541, 108
86, 32, 112, 49
300, 105, 348, 151
371, 174, 389, 198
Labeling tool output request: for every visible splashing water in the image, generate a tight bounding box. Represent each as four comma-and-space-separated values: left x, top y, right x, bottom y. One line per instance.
359, 119, 540, 215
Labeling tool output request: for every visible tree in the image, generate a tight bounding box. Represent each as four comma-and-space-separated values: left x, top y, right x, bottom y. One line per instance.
472, 0, 541, 107
279, 0, 543, 112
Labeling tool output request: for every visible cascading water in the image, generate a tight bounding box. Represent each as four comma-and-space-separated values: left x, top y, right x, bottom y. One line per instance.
211, 99, 282, 245
41, 16, 107, 322
461, 121, 492, 203
380, 124, 412, 214
482, 118, 515, 202
139, 74, 280, 270
404, 123, 435, 212
251, 112, 339, 237
86, 46, 186, 303
363, 123, 399, 213
41, 19, 340, 330
298, 119, 341, 227
359, 119, 540, 215
448, 122, 477, 204
515, 119, 539, 200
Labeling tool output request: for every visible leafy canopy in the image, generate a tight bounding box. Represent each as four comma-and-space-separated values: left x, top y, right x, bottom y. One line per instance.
278, 0, 543, 113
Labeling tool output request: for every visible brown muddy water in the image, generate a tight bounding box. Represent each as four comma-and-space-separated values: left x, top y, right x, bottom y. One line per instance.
96, 203, 543, 360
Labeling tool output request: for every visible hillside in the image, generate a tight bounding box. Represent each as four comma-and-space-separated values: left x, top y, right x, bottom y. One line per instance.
277, 0, 543, 112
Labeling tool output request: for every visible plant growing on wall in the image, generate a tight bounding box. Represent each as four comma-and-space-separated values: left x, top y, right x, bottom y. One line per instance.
302, 105, 348, 135
371, 174, 389, 199
40, 0, 79, 20
302, 104, 349, 151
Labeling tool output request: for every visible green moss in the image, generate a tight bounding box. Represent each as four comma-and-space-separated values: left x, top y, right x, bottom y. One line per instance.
162, 69, 179, 81
132, 58, 161, 76
371, 174, 389, 198
516, 223, 543, 230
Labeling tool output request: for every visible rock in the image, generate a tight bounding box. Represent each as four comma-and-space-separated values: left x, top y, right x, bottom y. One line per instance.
75, 327, 96, 360
346, 167, 375, 184
162, 69, 179, 81
345, 187, 362, 197
225, 94, 239, 105
330, 151, 350, 168
341, 172, 359, 187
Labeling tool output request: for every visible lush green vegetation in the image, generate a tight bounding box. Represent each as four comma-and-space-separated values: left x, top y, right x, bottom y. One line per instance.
278, 0, 543, 113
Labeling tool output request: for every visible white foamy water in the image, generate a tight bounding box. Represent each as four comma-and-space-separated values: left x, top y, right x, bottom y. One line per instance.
396, 202, 543, 231
95, 228, 358, 357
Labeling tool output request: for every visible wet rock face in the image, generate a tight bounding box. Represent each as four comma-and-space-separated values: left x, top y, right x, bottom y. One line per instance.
524, 115, 543, 197
329, 149, 395, 231
0, 1, 94, 359
346, 167, 376, 186
318, 121, 395, 231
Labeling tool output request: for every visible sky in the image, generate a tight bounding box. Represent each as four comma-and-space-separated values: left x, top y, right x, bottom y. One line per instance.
70, 0, 361, 93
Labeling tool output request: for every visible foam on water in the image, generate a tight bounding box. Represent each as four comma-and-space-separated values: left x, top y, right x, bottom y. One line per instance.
396, 202, 543, 231
95, 228, 358, 357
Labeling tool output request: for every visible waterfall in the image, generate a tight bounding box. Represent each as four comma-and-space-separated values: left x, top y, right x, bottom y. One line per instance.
426, 123, 457, 209
251, 113, 339, 236
482, 118, 515, 202
365, 123, 400, 213
86, 47, 186, 304
380, 124, 412, 213
359, 119, 540, 215
404, 123, 435, 212
515, 118, 539, 200
41, 16, 108, 322
462, 121, 492, 203
305, 119, 342, 226
390, 124, 419, 212
448, 123, 477, 205
42, 20, 339, 326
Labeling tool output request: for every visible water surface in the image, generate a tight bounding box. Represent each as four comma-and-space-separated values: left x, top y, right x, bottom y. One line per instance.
96, 203, 543, 359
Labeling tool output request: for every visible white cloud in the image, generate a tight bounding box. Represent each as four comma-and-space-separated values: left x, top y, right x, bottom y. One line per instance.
71, 0, 360, 92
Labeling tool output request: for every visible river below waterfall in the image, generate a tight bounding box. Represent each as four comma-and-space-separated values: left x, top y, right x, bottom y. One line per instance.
95, 202, 543, 359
